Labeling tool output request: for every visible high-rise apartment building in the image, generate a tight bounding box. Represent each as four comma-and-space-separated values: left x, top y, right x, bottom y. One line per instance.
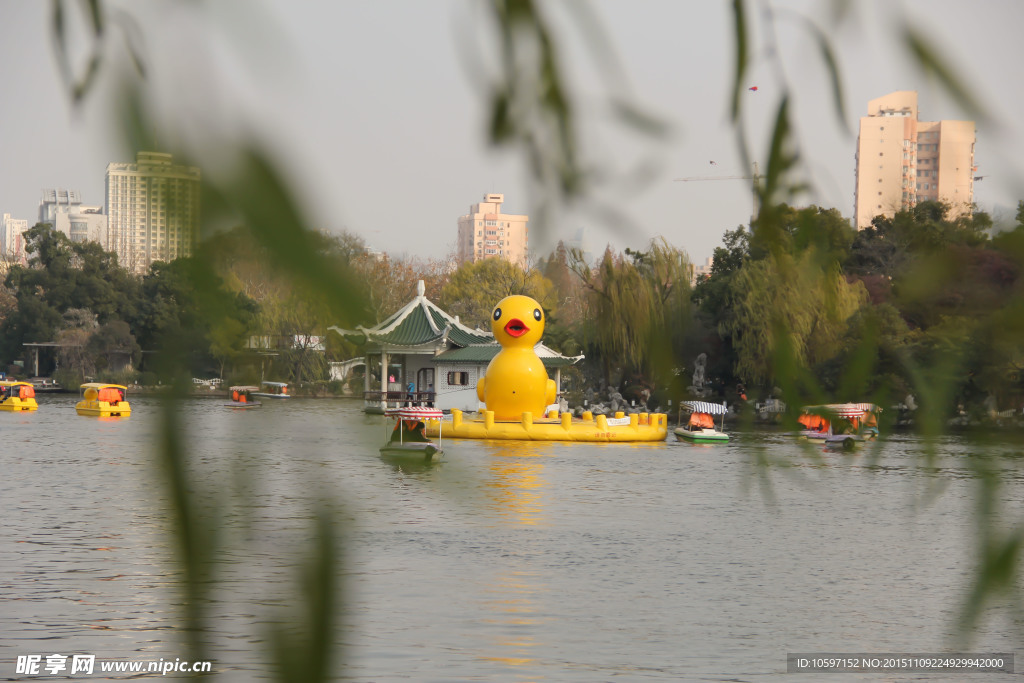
456, 193, 529, 267
0, 213, 29, 264
39, 189, 107, 246
854, 91, 975, 229
105, 151, 201, 272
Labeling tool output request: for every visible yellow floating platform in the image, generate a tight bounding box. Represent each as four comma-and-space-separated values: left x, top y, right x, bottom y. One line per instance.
423, 408, 668, 442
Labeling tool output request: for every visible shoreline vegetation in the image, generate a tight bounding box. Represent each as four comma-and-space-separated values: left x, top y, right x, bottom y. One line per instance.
24, 378, 1024, 432
5, 204, 1024, 430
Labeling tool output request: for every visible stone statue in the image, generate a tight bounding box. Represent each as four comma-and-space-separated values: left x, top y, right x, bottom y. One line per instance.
608, 390, 624, 414
692, 353, 707, 388
686, 353, 710, 397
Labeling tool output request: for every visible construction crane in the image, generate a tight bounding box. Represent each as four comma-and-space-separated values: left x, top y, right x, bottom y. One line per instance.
673, 162, 761, 219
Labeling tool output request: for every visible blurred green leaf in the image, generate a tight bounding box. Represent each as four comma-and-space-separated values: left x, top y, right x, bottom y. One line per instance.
86, 0, 103, 35
205, 146, 365, 327
50, 0, 68, 83
803, 17, 848, 134
729, 0, 749, 121
958, 469, 1024, 644
903, 25, 989, 125
610, 98, 672, 138
158, 383, 215, 665
761, 97, 797, 211
269, 508, 340, 683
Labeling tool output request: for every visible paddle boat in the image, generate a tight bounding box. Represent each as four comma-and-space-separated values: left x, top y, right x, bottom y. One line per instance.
423, 294, 668, 443
797, 410, 831, 441
252, 381, 290, 399
674, 401, 729, 443
380, 406, 444, 460
798, 403, 881, 449
76, 383, 131, 417
225, 385, 261, 409
0, 380, 38, 412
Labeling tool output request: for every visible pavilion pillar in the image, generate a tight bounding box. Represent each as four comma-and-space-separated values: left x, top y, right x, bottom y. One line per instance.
362, 352, 370, 411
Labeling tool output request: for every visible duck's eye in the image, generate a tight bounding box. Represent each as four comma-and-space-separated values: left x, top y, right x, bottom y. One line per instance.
493, 308, 502, 321
533, 308, 542, 321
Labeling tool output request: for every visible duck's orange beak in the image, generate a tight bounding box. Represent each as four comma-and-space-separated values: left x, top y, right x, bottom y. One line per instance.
504, 318, 529, 337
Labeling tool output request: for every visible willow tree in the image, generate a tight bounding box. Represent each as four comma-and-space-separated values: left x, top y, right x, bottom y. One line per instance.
723, 249, 867, 387
577, 238, 691, 387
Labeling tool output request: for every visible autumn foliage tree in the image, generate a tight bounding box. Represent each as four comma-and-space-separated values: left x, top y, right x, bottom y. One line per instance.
438, 257, 554, 331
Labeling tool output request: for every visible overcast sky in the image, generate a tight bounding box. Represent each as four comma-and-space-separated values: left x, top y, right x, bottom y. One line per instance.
2, 0, 1022, 265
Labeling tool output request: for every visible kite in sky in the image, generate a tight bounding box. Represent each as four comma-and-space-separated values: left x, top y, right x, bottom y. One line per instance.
748, 86, 758, 91
710, 161, 717, 165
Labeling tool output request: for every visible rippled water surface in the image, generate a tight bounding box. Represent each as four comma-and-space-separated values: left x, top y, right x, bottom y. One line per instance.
4, 396, 1023, 681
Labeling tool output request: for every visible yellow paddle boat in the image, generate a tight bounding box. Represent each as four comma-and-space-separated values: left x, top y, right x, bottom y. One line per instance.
423, 294, 668, 443
0, 380, 38, 411
76, 383, 131, 417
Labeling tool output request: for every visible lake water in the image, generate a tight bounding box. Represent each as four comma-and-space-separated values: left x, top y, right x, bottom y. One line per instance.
3, 396, 1022, 681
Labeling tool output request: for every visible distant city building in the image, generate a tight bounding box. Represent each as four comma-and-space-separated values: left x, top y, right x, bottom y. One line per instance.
456, 193, 529, 267
691, 255, 713, 286
1, 213, 30, 264
854, 91, 975, 229
105, 151, 201, 272
38, 189, 107, 246
363, 246, 387, 261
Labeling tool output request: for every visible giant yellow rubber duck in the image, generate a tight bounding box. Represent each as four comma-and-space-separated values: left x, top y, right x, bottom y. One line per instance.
476, 295, 557, 421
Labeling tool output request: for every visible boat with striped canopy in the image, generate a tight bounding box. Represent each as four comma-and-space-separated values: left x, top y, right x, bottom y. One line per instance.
380, 406, 445, 460
798, 403, 881, 448
674, 401, 730, 443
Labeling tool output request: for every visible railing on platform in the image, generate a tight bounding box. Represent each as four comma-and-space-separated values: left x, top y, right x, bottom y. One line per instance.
363, 391, 436, 412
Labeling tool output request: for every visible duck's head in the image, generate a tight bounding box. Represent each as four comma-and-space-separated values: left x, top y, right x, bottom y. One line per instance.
490, 295, 545, 348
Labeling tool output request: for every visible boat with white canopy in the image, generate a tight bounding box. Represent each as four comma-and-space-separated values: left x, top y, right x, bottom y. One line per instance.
674, 401, 729, 443
798, 403, 881, 449
380, 406, 445, 460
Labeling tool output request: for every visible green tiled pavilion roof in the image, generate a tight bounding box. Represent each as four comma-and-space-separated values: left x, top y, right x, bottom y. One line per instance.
434, 343, 583, 368
328, 281, 493, 349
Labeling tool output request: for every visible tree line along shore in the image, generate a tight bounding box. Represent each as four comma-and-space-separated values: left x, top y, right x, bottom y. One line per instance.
2, 200, 1022, 429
